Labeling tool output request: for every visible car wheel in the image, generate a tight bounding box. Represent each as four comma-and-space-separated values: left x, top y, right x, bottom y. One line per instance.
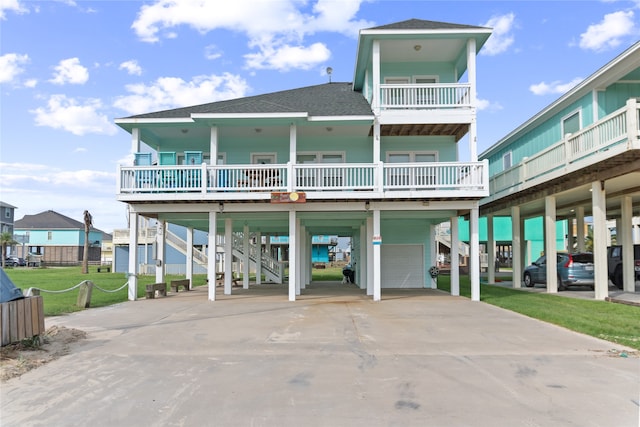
613, 267, 623, 289
557, 275, 566, 291
524, 273, 534, 287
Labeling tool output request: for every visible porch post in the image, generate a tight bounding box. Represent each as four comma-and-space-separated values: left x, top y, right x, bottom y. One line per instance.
360, 222, 367, 290
372, 40, 380, 114
366, 216, 374, 296
620, 196, 634, 292
467, 38, 478, 161
155, 220, 165, 285
469, 203, 480, 301
299, 225, 306, 290
511, 206, 522, 288
296, 218, 302, 296
429, 224, 437, 289
576, 206, 586, 252
288, 210, 297, 301
209, 126, 218, 163
256, 231, 262, 285
373, 208, 381, 301
243, 223, 250, 289
207, 212, 217, 301
544, 196, 558, 293
592, 181, 608, 300
224, 218, 233, 295
186, 227, 194, 288
487, 214, 495, 284
131, 127, 140, 154
128, 211, 139, 301
450, 216, 460, 296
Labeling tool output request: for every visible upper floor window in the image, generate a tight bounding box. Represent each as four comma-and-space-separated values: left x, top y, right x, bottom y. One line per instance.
297, 152, 344, 163
503, 151, 512, 170
4, 209, 10, 218
562, 110, 581, 137
47, 231, 52, 240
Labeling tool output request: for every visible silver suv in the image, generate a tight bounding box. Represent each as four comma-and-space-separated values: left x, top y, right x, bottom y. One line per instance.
523, 253, 594, 291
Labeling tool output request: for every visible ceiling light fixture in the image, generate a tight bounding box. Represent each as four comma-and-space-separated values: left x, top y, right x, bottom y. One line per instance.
414, 45, 422, 51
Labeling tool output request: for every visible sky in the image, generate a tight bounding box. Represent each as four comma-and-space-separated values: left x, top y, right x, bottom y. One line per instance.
1, 0, 639, 234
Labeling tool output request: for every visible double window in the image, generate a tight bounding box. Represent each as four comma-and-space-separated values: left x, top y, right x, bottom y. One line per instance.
386, 152, 437, 187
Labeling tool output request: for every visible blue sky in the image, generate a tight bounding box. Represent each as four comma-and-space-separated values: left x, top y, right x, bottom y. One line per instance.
1, 0, 639, 233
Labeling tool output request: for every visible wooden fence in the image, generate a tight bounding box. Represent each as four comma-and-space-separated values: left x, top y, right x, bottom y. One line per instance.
0, 296, 45, 346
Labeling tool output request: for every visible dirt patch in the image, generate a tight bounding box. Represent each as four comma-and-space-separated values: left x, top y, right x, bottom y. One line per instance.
0, 325, 87, 382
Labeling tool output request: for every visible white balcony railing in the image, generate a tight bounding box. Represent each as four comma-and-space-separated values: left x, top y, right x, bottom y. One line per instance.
489, 99, 640, 197
118, 161, 489, 198
379, 83, 471, 110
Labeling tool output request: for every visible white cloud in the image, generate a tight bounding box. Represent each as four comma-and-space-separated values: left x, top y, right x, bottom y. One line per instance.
204, 44, 222, 60
476, 96, 502, 112
0, 162, 126, 232
50, 57, 89, 85
0, 0, 29, 19
245, 41, 331, 71
113, 72, 250, 115
31, 94, 118, 135
529, 77, 583, 95
0, 52, 29, 83
481, 13, 516, 56
579, 11, 636, 51
119, 60, 143, 76
130, 0, 372, 71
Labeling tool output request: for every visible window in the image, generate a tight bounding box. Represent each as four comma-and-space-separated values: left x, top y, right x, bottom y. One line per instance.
296, 152, 345, 188
4, 209, 10, 218
414, 76, 438, 105
251, 153, 277, 164
47, 231, 52, 240
503, 151, 512, 170
562, 110, 581, 137
386, 152, 437, 187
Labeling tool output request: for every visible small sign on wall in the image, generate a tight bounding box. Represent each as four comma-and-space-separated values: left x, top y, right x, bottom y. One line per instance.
372, 235, 382, 245
270, 192, 306, 203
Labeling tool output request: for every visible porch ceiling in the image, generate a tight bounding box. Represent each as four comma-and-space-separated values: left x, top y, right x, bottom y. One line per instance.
372, 123, 469, 141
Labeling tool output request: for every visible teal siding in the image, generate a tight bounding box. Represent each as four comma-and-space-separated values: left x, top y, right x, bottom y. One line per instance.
381, 136, 457, 161
380, 62, 456, 83
20, 229, 83, 245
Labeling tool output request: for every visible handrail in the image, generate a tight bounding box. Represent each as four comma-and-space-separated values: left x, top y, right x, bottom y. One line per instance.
379, 83, 471, 109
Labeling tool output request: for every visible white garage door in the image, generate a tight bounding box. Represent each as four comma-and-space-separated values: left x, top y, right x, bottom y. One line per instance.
381, 244, 424, 288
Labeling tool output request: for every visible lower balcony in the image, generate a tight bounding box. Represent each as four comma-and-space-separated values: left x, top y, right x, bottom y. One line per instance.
117, 161, 489, 201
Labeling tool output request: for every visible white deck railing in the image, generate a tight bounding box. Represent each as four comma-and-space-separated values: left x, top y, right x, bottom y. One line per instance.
118, 161, 488, 197
379, 83, 471, 109
489, 99, 640, 196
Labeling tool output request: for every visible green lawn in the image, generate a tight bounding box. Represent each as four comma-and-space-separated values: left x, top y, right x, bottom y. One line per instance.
4, 267, 638, 350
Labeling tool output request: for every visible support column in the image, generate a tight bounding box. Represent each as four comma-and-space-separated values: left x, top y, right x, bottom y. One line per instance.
576, 206, 586, 252
372, 41, 380, 113
207, 212, 217, 301
469, 203, 480, 301
511, 206, 522, 288
256, 231, 262, 285
243, 224, 250, 289
592, 181, 608, 300
224, 218, 233, 295
128, 211, 139, 301
373, 208, 381, 301
545, 196, 558, 293
300, 225, 307, 290
467, 38, 478, 161
288, 210, 297, 301
131, 128, 140, 154
366, 216, 374, 296
429, 224, 437, 289
296, 218, 302, 295
155, 221, 165, 285
487, 214, 495, 284
620, 196, 634, 292
450, 216, 460, 296
360, 222, 367, 290
186, 227, 194, 288
209, 126, 218, 163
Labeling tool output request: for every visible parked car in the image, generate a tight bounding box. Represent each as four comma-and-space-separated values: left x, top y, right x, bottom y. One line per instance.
4, 257, 26, 267
607, 244, 640, 289
523, 253, 594, 291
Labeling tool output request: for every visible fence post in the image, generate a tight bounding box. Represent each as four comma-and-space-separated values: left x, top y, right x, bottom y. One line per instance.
77, 281, 94, 308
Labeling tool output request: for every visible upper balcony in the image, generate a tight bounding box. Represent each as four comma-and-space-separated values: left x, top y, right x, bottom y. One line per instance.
117, 160, 489, 203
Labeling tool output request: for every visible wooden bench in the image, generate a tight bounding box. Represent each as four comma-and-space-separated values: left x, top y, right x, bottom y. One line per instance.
145, 282, 167, 299
97, 266, 111, 273
215, 272, 241, 287
170, 279, 190, 293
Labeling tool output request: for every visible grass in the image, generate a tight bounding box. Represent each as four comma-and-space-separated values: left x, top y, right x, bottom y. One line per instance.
438, 275, 640, 350
4, 266, 638, 350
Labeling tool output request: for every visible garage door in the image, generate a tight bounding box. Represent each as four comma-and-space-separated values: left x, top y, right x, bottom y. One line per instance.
381, 244, 424, 288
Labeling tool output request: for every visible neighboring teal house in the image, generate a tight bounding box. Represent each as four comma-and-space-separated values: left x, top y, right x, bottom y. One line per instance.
478, 42, 640, 299
115, 19, 493, 302
14, 210, 105, 266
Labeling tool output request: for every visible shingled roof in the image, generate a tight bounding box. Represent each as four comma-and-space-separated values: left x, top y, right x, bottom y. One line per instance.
367, 18, 490, 31
15, 210, 101, 232
122, 82, 374, 120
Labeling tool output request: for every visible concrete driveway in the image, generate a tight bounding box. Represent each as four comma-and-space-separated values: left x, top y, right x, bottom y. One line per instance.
1, 283, 638, 427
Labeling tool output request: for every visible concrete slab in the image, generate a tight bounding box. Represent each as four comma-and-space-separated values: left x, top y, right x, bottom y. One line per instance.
1, 284, 639, 427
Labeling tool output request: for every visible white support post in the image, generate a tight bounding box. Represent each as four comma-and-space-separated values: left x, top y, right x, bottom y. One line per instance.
289, 210, 297, 301
186, 227, 194, 288
373, 208, 381, 301
256, 231, 262, 285
620, 196, 634, 292
155, 221, 165, 285
430, 224, 437, 289
372, 40, 380, 114
592, 181, 608, 300
296, 218, 302, 296
511, 206, 522, 288
300, 225, 306, 290
467, 38, 478, 161
450, 216, 460, 296
366, 216, 374, 296
131, 127, 140, 154
360, 222, 367, 290
207, 212, 217, 301
469, 204, 480, 301
487, 214, 495, 285
576, 206, 586, 252
544, 196, 558, 293
243, 224, 250, 289
128, 211, 139, 301
224, 218, 233, 295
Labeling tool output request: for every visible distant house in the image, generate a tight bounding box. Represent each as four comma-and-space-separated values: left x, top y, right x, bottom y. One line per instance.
14, 210, 106, 266
0, 201, 16, 236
